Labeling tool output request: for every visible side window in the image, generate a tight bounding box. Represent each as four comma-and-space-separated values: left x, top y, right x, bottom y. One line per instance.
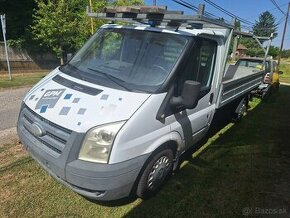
177, 38, 217, 94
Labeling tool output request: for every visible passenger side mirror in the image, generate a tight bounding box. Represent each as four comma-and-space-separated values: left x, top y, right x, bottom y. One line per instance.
170, 80, 201, 109
278, 70, 283, 75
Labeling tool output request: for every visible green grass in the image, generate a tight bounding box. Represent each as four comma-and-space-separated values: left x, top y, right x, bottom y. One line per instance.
0, 72, 47, 89
279, 62, 290, 84
1, 87, 290, 217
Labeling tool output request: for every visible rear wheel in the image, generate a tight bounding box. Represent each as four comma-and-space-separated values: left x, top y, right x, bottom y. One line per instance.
233, 98, 248, 122
136, 149, 174, 199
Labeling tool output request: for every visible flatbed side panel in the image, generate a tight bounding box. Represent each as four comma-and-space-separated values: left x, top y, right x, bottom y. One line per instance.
217, 71, 264, 108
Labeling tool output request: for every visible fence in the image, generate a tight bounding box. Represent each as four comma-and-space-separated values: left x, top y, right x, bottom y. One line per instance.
0, 42, 59, 73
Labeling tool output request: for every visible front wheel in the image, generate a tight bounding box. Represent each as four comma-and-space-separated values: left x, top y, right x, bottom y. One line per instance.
136, 149, 174, 199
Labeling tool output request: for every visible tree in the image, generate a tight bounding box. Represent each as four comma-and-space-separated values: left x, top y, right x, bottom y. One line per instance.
31, 0, 90, 64
268, 46, 279, 58
237, 37, 263, 57
253, 11, 278, 38
31, 0, 143, 64
237, 11, 278, 58
0, 0, 36, 41
281, 49, 290, 58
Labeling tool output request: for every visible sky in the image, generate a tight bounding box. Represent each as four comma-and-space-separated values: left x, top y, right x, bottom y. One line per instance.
144, 0, 290, 49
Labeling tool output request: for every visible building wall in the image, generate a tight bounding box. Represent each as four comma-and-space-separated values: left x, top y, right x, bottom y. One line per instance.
0, 42, 59, 72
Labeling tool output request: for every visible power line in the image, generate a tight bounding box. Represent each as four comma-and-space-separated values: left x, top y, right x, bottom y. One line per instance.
173, 0, 198, 11
203, 0, 254, 26
244, 2, 289, 20
178, 0, 222, 19
172, 0, 222, 20
278, 2, 290, 65
173, 0, 285, 34
269, 0, 287, 16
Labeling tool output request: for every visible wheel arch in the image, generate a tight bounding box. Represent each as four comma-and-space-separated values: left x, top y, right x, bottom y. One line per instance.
130, 135, 183, 197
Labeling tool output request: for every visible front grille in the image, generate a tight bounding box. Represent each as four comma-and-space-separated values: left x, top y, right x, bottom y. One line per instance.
20, 104, 72, 157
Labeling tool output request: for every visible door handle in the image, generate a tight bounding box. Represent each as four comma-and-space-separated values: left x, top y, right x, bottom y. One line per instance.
209, 93, 214, 104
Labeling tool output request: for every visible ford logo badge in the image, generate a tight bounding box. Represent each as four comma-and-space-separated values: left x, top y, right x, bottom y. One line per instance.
31, 122, 46, 137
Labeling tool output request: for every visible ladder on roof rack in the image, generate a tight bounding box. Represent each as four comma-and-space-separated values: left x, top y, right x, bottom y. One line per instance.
86, 3, 275, 43
86, 4, 237, 30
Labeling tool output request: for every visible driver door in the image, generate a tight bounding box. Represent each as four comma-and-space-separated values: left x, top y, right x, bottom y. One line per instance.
170, 38, 217, 149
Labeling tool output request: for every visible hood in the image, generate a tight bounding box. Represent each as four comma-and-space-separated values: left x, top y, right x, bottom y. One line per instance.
24, 69, 150, 133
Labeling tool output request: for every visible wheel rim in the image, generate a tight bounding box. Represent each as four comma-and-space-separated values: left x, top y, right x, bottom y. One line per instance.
147, 156, 171, 191
239, 103, 247, 117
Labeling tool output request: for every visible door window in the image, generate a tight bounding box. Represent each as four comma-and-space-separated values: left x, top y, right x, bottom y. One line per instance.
177, 38, 217, 94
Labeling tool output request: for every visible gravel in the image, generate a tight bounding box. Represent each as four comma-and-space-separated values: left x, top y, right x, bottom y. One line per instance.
0, 127, 19, 146
0, 87, 30, 131
0, 87, 30, 145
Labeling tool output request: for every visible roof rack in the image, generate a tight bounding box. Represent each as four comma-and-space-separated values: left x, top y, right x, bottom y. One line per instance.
86, 4, 236, 30
86, 4, 273, 43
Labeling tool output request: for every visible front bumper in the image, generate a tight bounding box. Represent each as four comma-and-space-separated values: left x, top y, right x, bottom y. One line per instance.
18, 105, 149, 201
25, 139, 148, 201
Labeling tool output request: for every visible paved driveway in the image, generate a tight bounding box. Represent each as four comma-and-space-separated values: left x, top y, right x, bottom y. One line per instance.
0, 87, 30, 131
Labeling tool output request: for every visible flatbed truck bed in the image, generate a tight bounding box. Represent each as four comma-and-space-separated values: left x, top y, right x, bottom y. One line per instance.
218, 65, 264, 107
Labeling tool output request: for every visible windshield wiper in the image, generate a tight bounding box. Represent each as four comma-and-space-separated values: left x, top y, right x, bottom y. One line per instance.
60, 63, 84, 80
87, 67, 132, 91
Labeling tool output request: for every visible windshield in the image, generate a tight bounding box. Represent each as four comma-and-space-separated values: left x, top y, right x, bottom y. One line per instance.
61, 28, 189, 93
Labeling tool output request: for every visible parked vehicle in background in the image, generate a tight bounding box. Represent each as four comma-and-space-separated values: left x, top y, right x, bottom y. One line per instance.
235, 57, 282, 98
17, 5, 273, 201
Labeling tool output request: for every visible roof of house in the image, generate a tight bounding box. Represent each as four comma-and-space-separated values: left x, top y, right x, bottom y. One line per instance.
237, 44, 247, 50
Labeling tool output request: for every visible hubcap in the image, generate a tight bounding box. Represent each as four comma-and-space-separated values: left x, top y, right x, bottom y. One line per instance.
239, 104, 247, 117
147, 156, 171, 190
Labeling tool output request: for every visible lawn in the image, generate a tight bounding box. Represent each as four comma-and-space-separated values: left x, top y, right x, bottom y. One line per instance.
0, 72, 47, 89
1, 86, 290, 217
279, 58, 290, 84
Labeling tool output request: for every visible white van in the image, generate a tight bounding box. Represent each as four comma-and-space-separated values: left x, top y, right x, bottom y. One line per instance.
17, 6, 269, 201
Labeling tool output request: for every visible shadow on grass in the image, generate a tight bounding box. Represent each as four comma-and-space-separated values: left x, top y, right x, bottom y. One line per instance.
119, 85, 290, 217
0, 156, 32, 173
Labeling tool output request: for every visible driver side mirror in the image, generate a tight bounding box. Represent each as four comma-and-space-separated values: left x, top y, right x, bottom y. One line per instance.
170, 80, 201, 109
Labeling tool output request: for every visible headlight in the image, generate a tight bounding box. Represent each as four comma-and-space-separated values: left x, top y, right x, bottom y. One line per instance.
78, 121, 125, 163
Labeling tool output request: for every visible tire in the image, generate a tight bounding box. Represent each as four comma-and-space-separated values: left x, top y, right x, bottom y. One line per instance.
136, 149, 174, 199
232, 98, 248, 122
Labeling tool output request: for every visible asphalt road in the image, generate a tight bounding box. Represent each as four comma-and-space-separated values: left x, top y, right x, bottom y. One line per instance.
0, 87, 30, 131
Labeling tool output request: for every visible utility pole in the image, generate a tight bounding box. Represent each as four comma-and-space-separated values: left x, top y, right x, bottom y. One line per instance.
153, 0, 157, 6
232, 36, 238, 61
277, 2, 290, 66
0, 14, 12, 81
89, 0, 94, 35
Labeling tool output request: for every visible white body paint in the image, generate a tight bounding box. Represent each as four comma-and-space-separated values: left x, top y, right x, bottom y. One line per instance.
24, 71, 150, 133
21, 25, 260, 165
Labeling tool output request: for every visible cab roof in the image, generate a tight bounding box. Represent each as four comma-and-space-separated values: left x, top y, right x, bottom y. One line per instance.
101, 24, 226, 38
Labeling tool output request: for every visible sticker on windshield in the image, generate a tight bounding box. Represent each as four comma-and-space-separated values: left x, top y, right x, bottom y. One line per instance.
35, 89, 65, 110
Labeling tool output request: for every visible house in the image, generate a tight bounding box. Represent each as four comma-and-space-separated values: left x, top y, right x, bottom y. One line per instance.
235, 44, 247, 57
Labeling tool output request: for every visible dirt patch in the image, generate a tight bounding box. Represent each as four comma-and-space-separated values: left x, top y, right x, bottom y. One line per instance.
0, 128, 19, 146
0, 143, 27, 170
